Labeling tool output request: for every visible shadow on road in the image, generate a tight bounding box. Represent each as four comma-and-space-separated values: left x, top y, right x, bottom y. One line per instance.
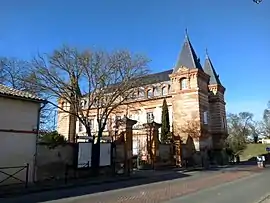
1, 170, 192, 203
0, 161, 262, 203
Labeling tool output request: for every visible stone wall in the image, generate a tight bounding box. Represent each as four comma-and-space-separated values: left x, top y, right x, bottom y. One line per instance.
35, 143, 75, 181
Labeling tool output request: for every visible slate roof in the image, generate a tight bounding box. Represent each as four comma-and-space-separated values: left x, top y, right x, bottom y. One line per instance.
203, 53, 222, 85
0, 84, 45, 102
138, 69, 172, 86
98, 69, 173, 94
173, 34, 203, 73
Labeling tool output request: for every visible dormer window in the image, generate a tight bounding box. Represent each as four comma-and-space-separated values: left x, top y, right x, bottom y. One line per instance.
80, 100, 86, 108
153, 87, 159, 97
161, 86, 168, 96
138, 88, 144, 98
61, 101, 65, 109
180, 78, 188, 90
147, 89, 153, 98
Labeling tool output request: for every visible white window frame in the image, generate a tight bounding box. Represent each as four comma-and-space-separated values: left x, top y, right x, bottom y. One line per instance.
161, 86, 168, 96
147, 89, 153, 98
146, 112, 154, 123
180, 78, 188, 90
78, 121, 84, 132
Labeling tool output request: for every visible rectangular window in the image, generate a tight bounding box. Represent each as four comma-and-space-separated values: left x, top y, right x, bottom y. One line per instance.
180, 78, 188, 90
203, 111, 208, 124
89, 119, 94, 132
147, 112, 154, 123
222, 117, 227, 130
78, 121, 83, 132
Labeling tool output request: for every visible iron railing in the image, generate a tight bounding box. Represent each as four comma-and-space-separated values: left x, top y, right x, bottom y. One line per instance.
0, 163, 29, 188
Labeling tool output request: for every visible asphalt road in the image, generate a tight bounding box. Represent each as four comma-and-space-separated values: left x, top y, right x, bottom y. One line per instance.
167, 167, 270, 203
1, 165, 269, 203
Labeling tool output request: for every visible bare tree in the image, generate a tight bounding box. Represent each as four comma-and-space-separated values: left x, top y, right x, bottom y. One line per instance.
0, 57, 55, 130
0, 57, 31, 90
226, 112, 253, 155
253, 0, 263, 4
29, 46, 149, 170
178, 119, 209, 141
261, 101, 270, 138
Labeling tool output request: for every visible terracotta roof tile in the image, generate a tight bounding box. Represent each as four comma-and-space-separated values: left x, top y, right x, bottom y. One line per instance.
0, 84, 45, 102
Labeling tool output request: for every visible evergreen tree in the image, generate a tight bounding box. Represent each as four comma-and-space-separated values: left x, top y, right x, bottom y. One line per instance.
161, 99, 170, 143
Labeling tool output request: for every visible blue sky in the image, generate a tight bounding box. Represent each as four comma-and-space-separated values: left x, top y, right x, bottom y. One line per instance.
0, 0, 269, 120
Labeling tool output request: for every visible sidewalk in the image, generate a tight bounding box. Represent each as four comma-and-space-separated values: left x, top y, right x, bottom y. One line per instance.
0, 174, 143, 198
0, 168, 184, 198
0, 164, 232, 198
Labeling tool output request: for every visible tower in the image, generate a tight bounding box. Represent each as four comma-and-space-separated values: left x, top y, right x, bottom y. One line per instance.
57, 98, 76, 142
203, 50, 227, 151
57, 76, 80, 143
170, 32, 211, 166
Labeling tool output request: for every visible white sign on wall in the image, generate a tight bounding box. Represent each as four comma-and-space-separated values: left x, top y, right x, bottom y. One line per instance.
100, 143, 111, 166
77, 142, 111, 168
78, 142, 92, 168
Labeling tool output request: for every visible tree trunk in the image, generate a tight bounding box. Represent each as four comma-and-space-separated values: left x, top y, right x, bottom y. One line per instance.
91, 130, 102, 175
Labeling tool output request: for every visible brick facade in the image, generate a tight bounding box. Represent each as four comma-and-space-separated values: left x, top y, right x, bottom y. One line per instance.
57, 33, 228, 164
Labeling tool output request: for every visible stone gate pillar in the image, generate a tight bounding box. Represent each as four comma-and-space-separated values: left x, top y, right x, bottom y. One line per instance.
173, 135, 182, 167
119, 116, 137, 175
143, 121, 162, 165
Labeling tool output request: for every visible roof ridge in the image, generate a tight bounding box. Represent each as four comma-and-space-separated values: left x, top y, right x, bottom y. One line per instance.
173, 32, 203, 73
203, 52, 222, 85
0, 84, 45, 102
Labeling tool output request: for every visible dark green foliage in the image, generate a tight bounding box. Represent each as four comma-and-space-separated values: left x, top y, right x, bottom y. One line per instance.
39, 130, 67, 149
161, 99, 170, 143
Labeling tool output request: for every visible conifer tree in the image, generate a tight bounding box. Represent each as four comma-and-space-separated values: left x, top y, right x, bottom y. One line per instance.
161, 99, 170, 143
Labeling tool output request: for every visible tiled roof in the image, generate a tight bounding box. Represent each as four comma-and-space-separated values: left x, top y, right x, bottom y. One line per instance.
203, 53, 222, 85
173, 34, 203, 73
0, 84, 45, 102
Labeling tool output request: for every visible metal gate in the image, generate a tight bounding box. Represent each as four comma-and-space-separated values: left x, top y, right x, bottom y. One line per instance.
0, 164, 29, 187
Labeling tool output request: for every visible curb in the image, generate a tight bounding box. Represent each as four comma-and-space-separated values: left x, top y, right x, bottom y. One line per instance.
0, 175, 144, 198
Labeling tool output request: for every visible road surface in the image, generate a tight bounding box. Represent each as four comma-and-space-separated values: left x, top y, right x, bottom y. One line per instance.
167, 166, 270, 203
1, 165, 269, 203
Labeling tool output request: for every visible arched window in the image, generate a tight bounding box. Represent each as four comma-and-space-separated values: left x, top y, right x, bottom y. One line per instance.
180, 78, 188, 90
147, 89, 153, 98
80, 100, 86, 108
138, 89, 144, 98
61, 101, 65, 109
131, 91, 137, 99
153, 87, 159, 97
161, 86, 168, 96
168, 85, 171, 93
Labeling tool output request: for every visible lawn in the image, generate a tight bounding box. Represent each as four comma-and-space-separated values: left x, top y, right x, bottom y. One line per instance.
240, 143, 270, 161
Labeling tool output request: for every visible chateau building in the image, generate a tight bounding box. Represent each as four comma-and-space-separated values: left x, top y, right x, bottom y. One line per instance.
57, 33, 228, 162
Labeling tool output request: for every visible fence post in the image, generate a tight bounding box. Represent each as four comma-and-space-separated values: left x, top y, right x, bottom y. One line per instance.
64, 164, 68, 184
25, 163, 29, 188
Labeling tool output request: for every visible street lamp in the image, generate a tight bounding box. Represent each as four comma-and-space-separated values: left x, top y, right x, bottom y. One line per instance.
253, 0, 263, 4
